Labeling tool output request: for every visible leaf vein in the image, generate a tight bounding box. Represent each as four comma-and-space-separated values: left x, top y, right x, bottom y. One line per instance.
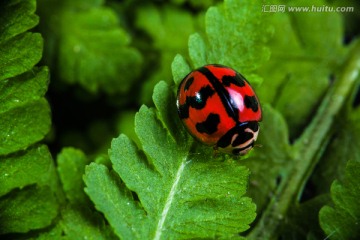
154, 159, 187, 240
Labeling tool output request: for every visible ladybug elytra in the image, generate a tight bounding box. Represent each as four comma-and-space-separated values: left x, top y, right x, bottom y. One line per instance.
176, 64, 262, 155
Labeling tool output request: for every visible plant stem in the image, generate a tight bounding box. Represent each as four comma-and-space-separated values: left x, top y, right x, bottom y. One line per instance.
247, 40, 360, 240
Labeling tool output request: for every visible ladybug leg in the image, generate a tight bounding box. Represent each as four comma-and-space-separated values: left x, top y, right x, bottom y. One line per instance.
213, 145, 219, 157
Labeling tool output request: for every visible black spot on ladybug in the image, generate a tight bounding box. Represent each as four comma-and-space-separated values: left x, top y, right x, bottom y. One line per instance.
184, 77, 194, 91
244, 95, 259, 112
222, 74, 246, 87
188, 85, 215, 109
196, 113, 220, 134
178, 103, 189, 119
235, 73, 247, 87
222, 76, 235, 86
178, 85, 214, 119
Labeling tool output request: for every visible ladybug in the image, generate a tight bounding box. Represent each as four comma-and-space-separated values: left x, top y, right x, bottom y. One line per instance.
176, 64, 262, 155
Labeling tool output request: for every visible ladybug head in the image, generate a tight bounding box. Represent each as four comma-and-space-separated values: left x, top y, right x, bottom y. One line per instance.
216, 121, 260, 155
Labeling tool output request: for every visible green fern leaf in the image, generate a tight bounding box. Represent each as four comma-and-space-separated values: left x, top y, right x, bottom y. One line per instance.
0, 0, 58, 234
84, 81, 256, 239
37, 0, 143, 94
319, 160, 360, 239
189, 0, 271, 75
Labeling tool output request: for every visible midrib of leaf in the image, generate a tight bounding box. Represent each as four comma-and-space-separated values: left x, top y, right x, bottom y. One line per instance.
154, 159, 187, 240
248, 39, 360, 239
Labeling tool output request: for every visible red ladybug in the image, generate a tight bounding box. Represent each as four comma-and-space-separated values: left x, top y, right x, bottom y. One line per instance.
176, 64, 262, 155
